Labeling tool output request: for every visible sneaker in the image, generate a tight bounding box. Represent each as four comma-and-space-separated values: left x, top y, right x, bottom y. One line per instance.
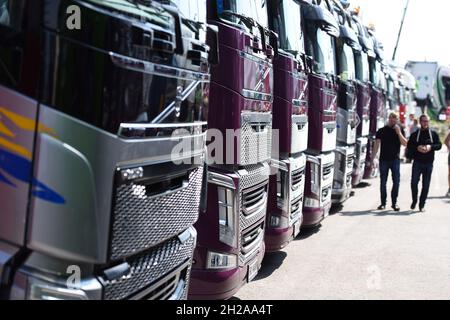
446, 190, 450, 198
411, 202, 417, 210
392, 205, 400, 212
419, 207, 426, 213
377, 205, 386, 210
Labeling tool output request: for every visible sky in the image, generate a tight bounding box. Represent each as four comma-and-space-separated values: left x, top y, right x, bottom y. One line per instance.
351, 0, 450, 67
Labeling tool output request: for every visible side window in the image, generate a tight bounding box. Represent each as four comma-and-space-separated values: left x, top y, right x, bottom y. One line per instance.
0, 0, 10, 26
0, 0, 25, 30
0, 0, 27, 91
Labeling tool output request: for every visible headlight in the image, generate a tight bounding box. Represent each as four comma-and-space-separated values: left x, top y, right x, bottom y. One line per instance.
218, 186, 237, 248
304, 197, 320, 208
276, 171, 288, 210
29, 279, 89, 300
310, 163, 320, 196
206, 251, 238, 270
21, 273, 102, 300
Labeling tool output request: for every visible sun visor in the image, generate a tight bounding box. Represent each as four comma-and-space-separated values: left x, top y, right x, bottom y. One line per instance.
339, 24, 361, 51
303, 4, 340, 37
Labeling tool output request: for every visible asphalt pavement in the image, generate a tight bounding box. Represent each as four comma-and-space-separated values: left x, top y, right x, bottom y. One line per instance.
236, 151, 450, 300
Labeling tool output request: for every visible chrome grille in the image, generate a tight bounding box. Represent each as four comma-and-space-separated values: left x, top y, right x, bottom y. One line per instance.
241, 222, 264, 261
290, 196, 303, 223
242, 183, 268, 217
101, 234, 195, 300
238, 163, 270, 231
110, 166, 203, 260
346, 156, 354, 170
291, 169, 304, 191
323, 165, 333, 180
240, 114, 272, 166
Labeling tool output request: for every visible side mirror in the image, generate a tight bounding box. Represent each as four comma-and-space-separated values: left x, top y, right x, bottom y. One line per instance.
268, 30, 279, 58
162, 4, 184, 55
206, 25, 219, 65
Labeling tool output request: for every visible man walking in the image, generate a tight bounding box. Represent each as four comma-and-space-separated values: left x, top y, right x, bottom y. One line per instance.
407, 115, 442, 212
372, 113, 408, 211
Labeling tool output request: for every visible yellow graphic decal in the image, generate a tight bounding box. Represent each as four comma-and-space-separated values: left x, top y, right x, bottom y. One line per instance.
0, 107, 56, 136
0, 120, 14, 138
0, 136, 32, 160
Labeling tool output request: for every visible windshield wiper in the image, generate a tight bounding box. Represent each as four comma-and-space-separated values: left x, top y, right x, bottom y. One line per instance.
220, 10, 257, 30
182, 17, 204, 33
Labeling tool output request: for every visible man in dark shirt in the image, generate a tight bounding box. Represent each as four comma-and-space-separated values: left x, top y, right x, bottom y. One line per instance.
407, 115, 442, 212
372, 113, 408, 211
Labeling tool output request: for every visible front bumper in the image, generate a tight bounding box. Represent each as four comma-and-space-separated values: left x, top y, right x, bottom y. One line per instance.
302, 202, 331, 228
331, 187, 352, 204
9, 228, 197, 300
188, 241, 265, 300
265, 218, 302, 252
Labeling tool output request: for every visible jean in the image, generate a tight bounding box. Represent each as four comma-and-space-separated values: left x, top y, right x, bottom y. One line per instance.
379, 159, 401, 206
411, 161, 434, 208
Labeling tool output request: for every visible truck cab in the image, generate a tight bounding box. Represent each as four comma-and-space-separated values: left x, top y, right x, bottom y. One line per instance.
264, 0, 310, 252
364, 30, 387, 179
331, 0, 359, 205
189, 0, 274, 300
350, 14, 374, 187
0, 0, 215, 300
301, 0, 339, 227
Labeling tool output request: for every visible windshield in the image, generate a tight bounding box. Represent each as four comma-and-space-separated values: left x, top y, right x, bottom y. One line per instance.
337, 41, 355, 81
387, 79, 394, 96
217, 0, 268, 28
86, 0, 173, 28
369, 59, 380, 86
171, 0, 206, 22
355, 51, 369, 82
314, 28, 336, 75
268, 0, 304, 55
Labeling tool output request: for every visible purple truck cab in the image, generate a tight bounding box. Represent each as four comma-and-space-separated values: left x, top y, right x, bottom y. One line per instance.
351, 14, 375, 187
365, 32, 387, 179
331, 1, 362, 205
301, 0, 339, 226
189, 0, 275, 300
264, 0, 310, 252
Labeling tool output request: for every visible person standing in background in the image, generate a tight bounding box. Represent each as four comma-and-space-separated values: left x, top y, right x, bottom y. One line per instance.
407, 115, 443, 212
372, 112, 408, 211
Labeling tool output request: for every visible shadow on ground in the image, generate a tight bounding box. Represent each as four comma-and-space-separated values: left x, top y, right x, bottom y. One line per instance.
296, 224, 322, 241
339, 209, 418, 217
253, 251, 287, 281
353, 182, 372, 189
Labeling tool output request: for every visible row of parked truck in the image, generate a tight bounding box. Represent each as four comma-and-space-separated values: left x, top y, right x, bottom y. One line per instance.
0, 0, 416, 300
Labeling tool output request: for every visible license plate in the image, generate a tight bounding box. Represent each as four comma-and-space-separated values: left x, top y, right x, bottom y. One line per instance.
248, 259, 259, 282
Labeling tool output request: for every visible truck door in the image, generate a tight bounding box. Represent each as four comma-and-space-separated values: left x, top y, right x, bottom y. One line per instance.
0, 0, 40, 246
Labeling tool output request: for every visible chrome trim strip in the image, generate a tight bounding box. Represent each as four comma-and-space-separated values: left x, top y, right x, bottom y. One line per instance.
151, 80, 202, 124
207, 172, 236, 190
110, 52, 210, 82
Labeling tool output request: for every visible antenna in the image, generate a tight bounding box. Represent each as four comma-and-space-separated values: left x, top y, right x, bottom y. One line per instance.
392, 0, 410, 61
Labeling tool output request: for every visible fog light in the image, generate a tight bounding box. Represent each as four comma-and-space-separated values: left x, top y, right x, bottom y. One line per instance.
270, 216, 280, 227
304, 197, 320, 208
206, 252, 238, 270
333, 181, 343, 190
